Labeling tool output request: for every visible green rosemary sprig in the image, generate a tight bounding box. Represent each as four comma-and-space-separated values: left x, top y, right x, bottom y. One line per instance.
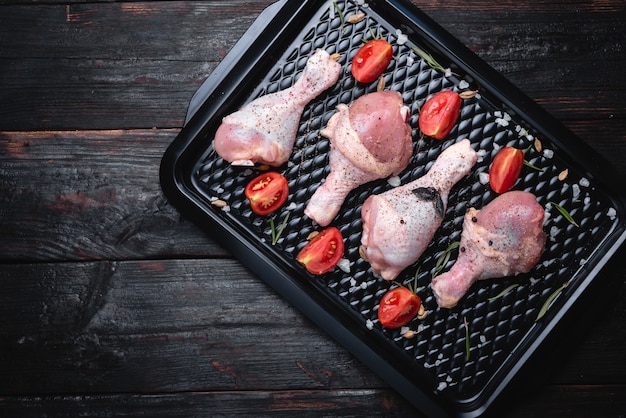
549, 201, 579, 227
488, 283, 520, 301
412, 45, 445, 72
270, 211, 290, 245
433, 241, 460, 277
536, 280, 570, 321
464, 316, 471, 361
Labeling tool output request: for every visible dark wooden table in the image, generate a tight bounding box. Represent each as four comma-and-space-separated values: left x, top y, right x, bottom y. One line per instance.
2, 0, 625, 416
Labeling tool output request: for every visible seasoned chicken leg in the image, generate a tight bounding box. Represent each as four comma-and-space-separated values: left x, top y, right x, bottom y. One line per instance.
360, 139, 478, 281
431, 190, 546, 308
213, 49, 341, 167
304, 90, 413, 226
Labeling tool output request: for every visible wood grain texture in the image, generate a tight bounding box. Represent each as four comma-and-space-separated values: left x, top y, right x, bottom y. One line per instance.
1, 0, 625, 417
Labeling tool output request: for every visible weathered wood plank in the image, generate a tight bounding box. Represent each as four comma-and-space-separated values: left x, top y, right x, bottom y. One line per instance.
0, 129, 227, 261
1, 384, 625, 418
0, 2, 624, 130
1, 259, 625, 395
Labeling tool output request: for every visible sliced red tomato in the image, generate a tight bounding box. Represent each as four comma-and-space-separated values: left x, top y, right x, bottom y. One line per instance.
489, 146, 524, 193
244, 171, 288, 216
378, 286, 422, 329
296, 227, 344, 275
418, 90, 462, 140
351, 39, 393, 83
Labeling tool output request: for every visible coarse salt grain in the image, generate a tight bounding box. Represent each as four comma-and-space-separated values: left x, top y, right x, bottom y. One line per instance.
476, 149, 487, 163
406, 56, 415, 66
579, 177, 590, 187
495, 117, 509, 127
459, 80, 470, 89
337, 258, 351, 273
444, 68, 452, 77
608, 207, 617, 220
387, 176, 401, 187
365, 319, 374, 330
572, 184, 581, 200
216, 186, 224, 193
543, 149, 554, 159
396, 33, 408, 45
437, 382, 447, 391
400, 326, 410, 335
478, 171, 490, 185
286, 202, 297, 211
549, 225, 560, 242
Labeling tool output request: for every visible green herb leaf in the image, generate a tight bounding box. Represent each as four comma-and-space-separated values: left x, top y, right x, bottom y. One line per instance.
332, 2, 344, 31
433, 241, 460, 277
270, 211, 290, 246
488, 283, 520, 301
464, 316, 470, 361
411, 45, 445, 72
549, 201, 579, 227
523, 160, 544, 172
536, 281, 570, 321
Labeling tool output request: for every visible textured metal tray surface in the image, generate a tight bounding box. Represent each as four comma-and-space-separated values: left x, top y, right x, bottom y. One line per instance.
162, 0, 626, 415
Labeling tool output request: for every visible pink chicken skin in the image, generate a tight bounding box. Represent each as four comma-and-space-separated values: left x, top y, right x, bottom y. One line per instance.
304, 90, 413, 226
431, 190, 546, 308
213, 49, 341, 167
360, 139, 478, 282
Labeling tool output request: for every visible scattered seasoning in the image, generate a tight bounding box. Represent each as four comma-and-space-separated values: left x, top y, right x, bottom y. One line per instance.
210, 199, 227, 208
270, 211, 290, 245
347, 13, 366, 24
549, 201, 579, 227
534, 138, 543, 153
536, 280, 570, 321
330, 52, 342, 61
488, 283, 520, 301
459, 90, 478, 99
464, 317, 471, 361
306, 230, 320, 240
376, 76, 386, 91
433, 241, 460, 277
402, 328, 417, 339
558, 168, 569, 181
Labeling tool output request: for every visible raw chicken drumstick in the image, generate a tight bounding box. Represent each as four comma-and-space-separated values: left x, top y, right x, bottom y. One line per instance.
304, 90, 413, 226
213, 49, 341, 167
360, 139, 478, 282
431, 190, 546, 308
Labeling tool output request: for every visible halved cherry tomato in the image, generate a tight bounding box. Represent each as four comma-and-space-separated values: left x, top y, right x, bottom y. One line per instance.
244, 172, 289, 216
351, 39, 393, 83
296, 227, 344, 275
489, 146, 524, 193
418, 90, 462, 140
378, 286, 422, 329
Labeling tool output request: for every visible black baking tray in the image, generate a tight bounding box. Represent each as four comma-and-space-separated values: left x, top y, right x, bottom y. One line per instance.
160, 0, 626, 416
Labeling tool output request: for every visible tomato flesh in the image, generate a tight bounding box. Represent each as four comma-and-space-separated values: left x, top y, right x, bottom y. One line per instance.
378, 287, 422, 329
244, 172, 289, 216
418, 90, 462, 140
351, 39, 393, 83
296, 227, 344, 275
489, 146, 524, 193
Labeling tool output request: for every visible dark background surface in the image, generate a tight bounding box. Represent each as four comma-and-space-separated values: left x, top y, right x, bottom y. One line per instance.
1, 0, 625, 416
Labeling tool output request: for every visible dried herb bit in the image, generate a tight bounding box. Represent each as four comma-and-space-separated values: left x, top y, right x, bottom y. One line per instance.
523, 159, 544, 172
332, 2, 345, 29
433, 241, 460, 277
488, 283, 520, 301
558, 169, 569, 181
549, 201, 579, 227
459, 90, 478, 99
536, 280, 570, 321
412, 187, 444, 218
347, 13, 366, 24
411, 45, 445, 72
464, 316, 471, 361
270, 211, 290, 245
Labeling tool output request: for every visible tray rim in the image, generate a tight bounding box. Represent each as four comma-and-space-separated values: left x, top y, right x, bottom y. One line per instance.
160, 0, 626, 416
